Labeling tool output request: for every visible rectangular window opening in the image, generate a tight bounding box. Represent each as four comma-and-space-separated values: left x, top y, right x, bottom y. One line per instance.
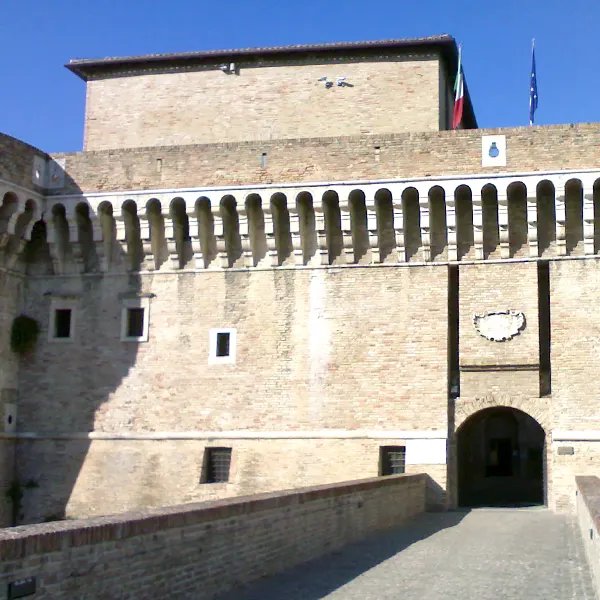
216, 332, 230, 357
538, 261, 551, 396
127, 308, 145, 338
54, 309, 72, 339
448, 265, 460, 398
202, 447, 232, 484
379, 446, 406, 476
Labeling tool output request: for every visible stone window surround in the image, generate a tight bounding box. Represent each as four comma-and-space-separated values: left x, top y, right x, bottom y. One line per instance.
208, 328, 237, 364
48, 297, 78, 343
120, 297, 151, 343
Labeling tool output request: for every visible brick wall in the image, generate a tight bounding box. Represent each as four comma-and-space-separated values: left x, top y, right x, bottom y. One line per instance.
0, 134, 47, 192
52, 124, 600, 195
14, 267, 447, 522
576, 476, 600, 597
0, 272, 23, 527
0, 440, 15, 528
0, 474, 426, 600
458, 262, 540, 400
83, 55, 442, 150
553, 255, 600, 509
550, 259, 600, 429
555, 443, 600, 511
16, 437, 443, 523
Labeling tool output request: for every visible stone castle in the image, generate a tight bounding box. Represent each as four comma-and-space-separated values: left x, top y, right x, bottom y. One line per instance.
0, 35, 598, 527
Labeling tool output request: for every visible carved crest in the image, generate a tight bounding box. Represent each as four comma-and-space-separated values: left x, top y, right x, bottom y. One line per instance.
473, 310, 526, 342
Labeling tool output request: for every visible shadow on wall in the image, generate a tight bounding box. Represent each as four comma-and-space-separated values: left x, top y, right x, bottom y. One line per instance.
223, 509, 469, 600
425, 474, 447, 511
0, 182, 142, 525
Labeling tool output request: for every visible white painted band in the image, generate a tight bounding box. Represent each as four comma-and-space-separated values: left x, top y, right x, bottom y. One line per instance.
0, 429, 448, 441
5, 430, 600, 442
49, 166, 600, 201
552, 430, 600, 442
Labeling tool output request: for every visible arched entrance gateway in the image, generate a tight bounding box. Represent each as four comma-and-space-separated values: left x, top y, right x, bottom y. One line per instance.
457, 407, 545, 507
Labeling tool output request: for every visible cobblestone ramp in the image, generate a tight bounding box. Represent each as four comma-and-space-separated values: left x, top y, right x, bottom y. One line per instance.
223, 508, 597, 600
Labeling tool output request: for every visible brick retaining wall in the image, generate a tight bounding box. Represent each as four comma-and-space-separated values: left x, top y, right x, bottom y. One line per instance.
575, 476, 600, 596
0, 474, 425, 600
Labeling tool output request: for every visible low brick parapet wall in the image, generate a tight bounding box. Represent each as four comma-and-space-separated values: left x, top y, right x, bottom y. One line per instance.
576, 476, 600, 596
0, 474, 425, 599
51, 123, 600, 195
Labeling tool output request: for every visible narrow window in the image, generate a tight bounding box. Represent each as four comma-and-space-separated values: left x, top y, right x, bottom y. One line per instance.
448, 265, 460, 398
127, 308, 145, 338
120, 298, 151, 342
216, 332, 230, 357
49, 300, 77, 342
379, 446, 406, 476
209, 328, 237, 364
201, 448, 232, 483
54, 309, 72, 339
538, 261, 551, 396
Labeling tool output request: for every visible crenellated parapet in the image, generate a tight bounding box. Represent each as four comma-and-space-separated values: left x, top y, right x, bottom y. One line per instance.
5, 168, 600, 275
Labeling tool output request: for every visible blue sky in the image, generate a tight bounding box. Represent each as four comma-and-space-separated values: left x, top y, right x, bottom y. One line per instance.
2, 0, 596, 152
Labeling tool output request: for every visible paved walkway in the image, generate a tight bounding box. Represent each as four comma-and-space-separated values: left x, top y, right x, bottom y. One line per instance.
224, 508, 597, 600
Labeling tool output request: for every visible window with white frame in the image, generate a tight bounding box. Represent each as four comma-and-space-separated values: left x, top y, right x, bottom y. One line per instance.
48, 298, 77, 342
120, 297, 150, 342
209, 328, 237, 364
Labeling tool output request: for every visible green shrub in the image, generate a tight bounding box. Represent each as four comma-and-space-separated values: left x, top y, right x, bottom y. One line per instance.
10, 314, 40, 354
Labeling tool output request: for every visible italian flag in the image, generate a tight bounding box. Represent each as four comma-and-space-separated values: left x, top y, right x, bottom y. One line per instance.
452, 45, 464, 130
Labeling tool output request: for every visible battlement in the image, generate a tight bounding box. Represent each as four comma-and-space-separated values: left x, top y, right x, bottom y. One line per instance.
1, 167, 596, 276
1, 124, 600, 276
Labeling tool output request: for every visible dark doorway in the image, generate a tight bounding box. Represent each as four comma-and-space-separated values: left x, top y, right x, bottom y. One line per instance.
457, 407, 545, 507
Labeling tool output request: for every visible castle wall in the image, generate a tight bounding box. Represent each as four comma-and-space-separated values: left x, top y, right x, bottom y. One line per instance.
0, 272, 22, 527
549, 260, 600, 510
52, 124, 600, 195
0, 133, 46, 528
550, 260, 600, 430
16, 267, 448, 522
83, 55, 442, 151
0, 134, 47, 192
458, 262, 540, 400
0, 272, 21, 409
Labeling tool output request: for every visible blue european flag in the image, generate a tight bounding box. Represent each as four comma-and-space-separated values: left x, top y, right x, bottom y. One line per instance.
529, 41, 538, 126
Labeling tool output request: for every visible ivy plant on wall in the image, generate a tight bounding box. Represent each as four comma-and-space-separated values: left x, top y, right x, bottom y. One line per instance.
10, 314, 40, 354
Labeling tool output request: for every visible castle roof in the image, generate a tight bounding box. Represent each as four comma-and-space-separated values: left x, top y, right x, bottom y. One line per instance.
66, 35, 477, 128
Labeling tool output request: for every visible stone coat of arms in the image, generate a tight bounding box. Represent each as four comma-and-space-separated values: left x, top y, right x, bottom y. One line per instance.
473, 310, 526, 342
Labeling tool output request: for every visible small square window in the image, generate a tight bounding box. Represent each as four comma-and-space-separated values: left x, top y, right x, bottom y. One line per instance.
209, 328, 236, 364
201, 447, 232, 484
121, 298, 150, 342
54, 309, 72, 338
48, 299, 77, 343
379, 446, 406, 476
